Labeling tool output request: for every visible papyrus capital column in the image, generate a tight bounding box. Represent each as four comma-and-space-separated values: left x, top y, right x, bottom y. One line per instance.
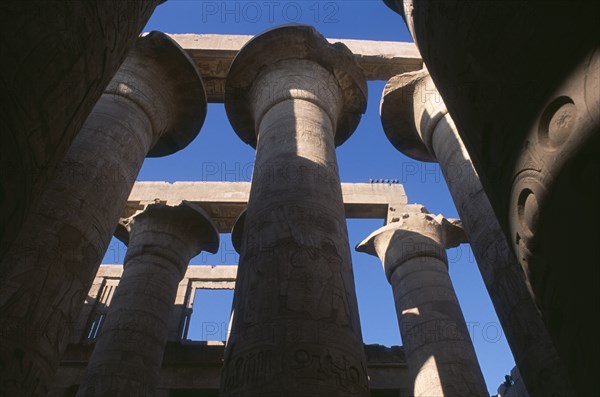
380, 69, 573, 396
221, 25, 369, 397
77, 202, 219, 396
0, 32, 206, 396
357, 205, 488, 397
380, 68, 443, 163
360, 204, 465, 281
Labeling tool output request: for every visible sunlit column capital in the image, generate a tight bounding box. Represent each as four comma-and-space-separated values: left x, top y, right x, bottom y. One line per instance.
122, 201, 220, 277
356, 204, 466, 280
109, 31, 208, 156
380, 68, 451, 162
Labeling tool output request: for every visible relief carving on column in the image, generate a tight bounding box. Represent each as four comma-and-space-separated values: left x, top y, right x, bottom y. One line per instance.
509, 48, 600, 287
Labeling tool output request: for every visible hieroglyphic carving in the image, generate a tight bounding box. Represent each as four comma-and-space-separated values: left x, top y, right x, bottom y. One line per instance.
221, 25, 368, 396
222, 344, 368, 394
222, 347, 274, 391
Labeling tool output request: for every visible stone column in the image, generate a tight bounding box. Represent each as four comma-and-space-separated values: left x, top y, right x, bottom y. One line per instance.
380, 69, 572, 396
77, 202, 219, 396
384, 3, 598, 394
357, 205, 488, 397
0, 32, 206, 396
230, 209, 246, 255
221, 25, 369, 397
0, 1, 161, 260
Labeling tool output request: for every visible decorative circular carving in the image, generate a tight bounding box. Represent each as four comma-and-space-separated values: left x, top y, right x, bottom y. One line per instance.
510, 170, 548, 282
349, 366, 360, 381
517, 188, 539, 235
538, 96, 576, 148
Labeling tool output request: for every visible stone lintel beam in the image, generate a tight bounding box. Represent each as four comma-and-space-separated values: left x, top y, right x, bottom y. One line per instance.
77, 202, 219, 396
89, 264, 239, 288
168, 33, 422, 102
124, 181, 408, 232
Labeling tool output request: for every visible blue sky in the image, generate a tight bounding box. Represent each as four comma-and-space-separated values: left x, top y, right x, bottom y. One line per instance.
102, 1, 514, 394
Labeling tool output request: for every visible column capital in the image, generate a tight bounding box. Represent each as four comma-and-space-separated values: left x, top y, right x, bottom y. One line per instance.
106, 31, 207, 157
356, 204, 465, 280
225, 24, 367, 148
123, 201, 219, 278
380, 68, 448, 162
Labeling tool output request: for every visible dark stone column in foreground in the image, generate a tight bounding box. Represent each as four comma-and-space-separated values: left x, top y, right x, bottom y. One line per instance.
0, 32, 206, 396
0, 1, 161, 260
383, 2, 599, 393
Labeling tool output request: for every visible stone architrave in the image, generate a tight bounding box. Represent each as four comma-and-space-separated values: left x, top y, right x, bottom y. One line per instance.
0, 32, 206, 396
220, 25, 369, 397
379, 69, 572, 396
357, 205, 488, 397
76, 202, 219, 396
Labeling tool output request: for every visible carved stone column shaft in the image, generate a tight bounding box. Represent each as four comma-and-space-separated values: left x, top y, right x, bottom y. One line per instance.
0, 1, 160, 260
77, 203, 219, 396
357, 207, 488, 397
221, 25, 369, 397
0, 32, 206, 396
380, 70, 572, 396
383, 3, 599, 393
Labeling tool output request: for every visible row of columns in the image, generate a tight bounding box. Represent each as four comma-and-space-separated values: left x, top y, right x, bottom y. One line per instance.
379, 69, 571, 396
0, 32, 208, 396
221, 25, 487, 397
383, 2, 595, 394
1, 22, 550, 397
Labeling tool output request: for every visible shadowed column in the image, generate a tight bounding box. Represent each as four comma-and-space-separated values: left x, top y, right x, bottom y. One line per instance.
380, 69, 571, 396
77, 202, 219, 396
221, 25, 369, 397
0, 1, 161, 260
383, 3, 598, 393
357, 205, 488, 397
0, 32, 206, 396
